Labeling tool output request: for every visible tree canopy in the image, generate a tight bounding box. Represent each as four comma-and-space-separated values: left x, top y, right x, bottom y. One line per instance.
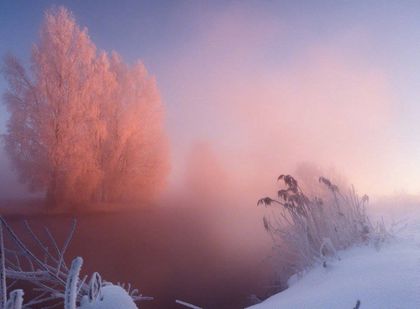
2, 7, 169, 209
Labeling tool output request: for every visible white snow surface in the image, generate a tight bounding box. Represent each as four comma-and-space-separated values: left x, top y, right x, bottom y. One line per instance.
249, 206, 420, 309
78, 285, 138, 309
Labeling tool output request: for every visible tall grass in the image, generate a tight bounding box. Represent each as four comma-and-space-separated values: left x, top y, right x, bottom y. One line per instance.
258, 175, 373, 275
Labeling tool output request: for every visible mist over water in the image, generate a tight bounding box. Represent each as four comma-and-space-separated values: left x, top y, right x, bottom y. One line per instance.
1, 2, 420, 308
0, 148, 30, 200
5, 204, 274, 309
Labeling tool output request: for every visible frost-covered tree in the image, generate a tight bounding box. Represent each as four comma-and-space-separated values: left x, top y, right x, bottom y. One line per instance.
2, 7, 169, 209
98, 53, 169, 202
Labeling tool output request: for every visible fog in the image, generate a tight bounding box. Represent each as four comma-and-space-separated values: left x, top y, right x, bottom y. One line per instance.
0, 2, 413, 204
0, 2, 419, 308
161, 5, 403, 202
0, 148, 29, 200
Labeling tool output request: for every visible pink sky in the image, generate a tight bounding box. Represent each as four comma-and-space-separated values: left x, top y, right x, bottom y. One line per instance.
163, 6, 412, 197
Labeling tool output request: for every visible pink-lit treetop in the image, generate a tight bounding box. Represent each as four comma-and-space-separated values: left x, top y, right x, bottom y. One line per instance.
2, 7, 169, 209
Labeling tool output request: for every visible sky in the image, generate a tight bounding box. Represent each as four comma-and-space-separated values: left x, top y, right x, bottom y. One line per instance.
1, 0, 420, 198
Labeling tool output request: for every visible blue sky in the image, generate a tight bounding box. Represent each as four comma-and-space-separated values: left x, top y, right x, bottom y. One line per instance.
2, 1, 420, 196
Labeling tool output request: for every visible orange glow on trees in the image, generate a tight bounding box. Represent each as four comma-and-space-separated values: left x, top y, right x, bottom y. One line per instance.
2, 7, 169, 209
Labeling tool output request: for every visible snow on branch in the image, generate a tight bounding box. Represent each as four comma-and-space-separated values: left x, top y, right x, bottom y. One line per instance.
175, 299, 203, 309
0, 216, 151, 308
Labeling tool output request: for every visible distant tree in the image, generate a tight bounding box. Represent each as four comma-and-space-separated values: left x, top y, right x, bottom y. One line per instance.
183, 142, 229, 200
2, 7, 169, 209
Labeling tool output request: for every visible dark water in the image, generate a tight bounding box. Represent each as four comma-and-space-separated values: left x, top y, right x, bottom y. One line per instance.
4, 204, 276, 308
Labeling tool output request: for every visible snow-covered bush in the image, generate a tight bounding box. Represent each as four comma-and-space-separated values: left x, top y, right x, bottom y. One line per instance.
0, 217, 151, 308
258, 175, 373, 275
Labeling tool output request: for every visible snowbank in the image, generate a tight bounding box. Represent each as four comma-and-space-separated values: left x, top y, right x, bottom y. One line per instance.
79, 285, 138, 309
249, 210, 420, 309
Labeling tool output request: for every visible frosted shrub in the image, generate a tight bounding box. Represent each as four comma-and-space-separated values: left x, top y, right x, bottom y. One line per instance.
0, 217, 151, 308
258, 175, 372, 274
65, 257, 83, 309
370, 219, 391, 251
5, 290, 24, 309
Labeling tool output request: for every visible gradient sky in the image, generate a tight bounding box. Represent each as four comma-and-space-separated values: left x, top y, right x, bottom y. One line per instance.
2, 0, 420, 198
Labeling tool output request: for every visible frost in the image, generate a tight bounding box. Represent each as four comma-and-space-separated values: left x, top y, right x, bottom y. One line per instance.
0, 217, 150, 308
79, 285, 138, 309
2, 6, 169, 209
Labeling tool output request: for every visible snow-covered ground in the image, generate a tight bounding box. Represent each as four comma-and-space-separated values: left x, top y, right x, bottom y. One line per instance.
79, 285, 138, 309
249, 204, 420, 309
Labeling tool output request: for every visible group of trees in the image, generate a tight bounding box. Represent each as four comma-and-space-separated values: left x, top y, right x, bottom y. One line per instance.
2, 7, 169, 209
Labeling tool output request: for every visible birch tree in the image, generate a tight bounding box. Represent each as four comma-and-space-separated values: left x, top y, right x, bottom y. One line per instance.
99, 53, 169, 202
2, 7, 169, 209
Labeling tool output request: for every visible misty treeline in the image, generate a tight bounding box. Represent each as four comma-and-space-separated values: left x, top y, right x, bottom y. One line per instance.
1, 7, 169, 209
